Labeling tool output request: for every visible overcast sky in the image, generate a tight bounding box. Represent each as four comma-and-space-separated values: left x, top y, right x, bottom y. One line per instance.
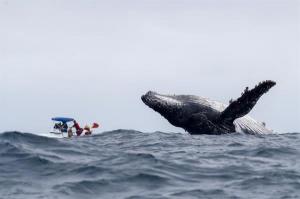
0, 0, 299, 134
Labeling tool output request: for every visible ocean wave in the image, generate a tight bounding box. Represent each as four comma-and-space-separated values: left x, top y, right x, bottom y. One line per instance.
0, 130, 300, 199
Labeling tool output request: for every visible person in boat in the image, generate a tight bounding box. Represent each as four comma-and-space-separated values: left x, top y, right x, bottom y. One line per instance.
73, 120, 83, 136
67, 127, 73, 138
53, 122, 67, 132
54, 122, 62, 130
84, 125, 92, 135
61, 122, 68, 133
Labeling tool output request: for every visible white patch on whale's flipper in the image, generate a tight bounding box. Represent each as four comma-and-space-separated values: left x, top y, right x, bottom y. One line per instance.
234, 116, 273, 134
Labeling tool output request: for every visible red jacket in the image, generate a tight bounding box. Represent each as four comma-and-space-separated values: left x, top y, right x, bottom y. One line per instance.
73, 122, 81, 131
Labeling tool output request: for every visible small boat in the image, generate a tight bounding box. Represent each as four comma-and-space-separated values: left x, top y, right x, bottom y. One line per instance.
50, 117, 75, 136
50, 117, 100, 138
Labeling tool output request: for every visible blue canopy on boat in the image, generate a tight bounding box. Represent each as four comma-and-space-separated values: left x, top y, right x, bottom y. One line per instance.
51, 117, 74, 123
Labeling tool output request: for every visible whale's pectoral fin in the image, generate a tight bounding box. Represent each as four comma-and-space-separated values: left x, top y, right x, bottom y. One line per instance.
219, 80, 276, 125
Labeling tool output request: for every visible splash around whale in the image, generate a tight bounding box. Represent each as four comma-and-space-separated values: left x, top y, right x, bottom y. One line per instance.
142, 80, 276, 135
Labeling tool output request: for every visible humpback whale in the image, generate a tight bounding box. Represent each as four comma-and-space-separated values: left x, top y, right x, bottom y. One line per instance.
141, 80, 276, 135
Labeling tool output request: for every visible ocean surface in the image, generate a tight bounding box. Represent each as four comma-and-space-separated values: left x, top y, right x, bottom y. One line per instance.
0, 130, 300, 199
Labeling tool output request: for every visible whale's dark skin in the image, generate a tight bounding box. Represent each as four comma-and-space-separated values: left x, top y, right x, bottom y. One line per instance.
141, 80, 276, 135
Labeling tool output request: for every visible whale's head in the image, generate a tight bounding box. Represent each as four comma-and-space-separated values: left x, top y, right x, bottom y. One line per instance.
141, 91, 226, 132
141, 91, 194, 127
